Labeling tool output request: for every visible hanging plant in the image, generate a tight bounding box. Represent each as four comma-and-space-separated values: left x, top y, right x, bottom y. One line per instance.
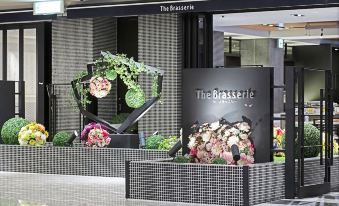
125, 88, 146, 109
89, 76, 112, 98
73, 52, 162, 109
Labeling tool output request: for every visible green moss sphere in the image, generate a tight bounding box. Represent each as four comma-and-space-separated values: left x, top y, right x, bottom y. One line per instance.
1, 117, 30, 145
125, 88, 146, 109
53, 131, 71, 147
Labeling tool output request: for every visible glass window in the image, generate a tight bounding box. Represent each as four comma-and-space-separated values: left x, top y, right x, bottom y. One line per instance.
7, 30, 19, 81
24, 29, 37, 122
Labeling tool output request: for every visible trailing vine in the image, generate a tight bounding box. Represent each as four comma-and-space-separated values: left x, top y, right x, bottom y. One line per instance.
72, 52, 161, 109
74, 71, 92, 107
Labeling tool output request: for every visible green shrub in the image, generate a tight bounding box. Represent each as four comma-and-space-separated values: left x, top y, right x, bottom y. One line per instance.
173, 156, 191, 163
112, 113, 137, 134
53, 131, 71, 147
212, 158, 227, 165
158, 136, 179, 150
296, 123, 321, 158
145, 134, 165, 149
1, 117, 30, 145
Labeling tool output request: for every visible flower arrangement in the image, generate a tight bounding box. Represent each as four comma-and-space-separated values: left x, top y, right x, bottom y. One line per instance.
81, 122, 111, 147
273, 127, 285, 157
18, 122, 48, 146
188, 118, 255, 165
89, 76, 112, 98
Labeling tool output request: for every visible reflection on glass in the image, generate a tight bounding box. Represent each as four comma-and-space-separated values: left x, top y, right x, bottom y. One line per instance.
0, 31, 2, 80
7, 30, 19, 81
24, 29, 37, 122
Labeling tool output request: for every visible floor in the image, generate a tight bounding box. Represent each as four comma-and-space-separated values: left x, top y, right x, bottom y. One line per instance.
0, 172, 338, 206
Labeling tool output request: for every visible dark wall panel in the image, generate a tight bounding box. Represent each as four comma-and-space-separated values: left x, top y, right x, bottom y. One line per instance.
293, 45, 332, 70
0, 81, 15, 132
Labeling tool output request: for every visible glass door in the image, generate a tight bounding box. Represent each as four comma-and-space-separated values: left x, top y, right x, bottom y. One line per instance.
0, 23, 50, 126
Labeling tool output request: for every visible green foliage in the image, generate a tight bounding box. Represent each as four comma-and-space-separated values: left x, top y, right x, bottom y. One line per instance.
145, 134, 165, 149
212, 158, 227, 165
72, 52, 161, 109
105, 69, 117, 81
296, 123, 321, 158
158, 136, 179, 150
173, 156, 191, 163
74, 71, 91, 108
112, 113, 137, 134
1, 117, 30, 145
125, 88, 146, 109
53, 131, 71, 147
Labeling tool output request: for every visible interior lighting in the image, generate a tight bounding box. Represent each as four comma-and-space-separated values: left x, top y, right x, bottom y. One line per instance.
33, 0, 64, 15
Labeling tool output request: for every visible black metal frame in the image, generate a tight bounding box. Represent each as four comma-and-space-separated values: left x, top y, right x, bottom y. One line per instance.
0, 22, 51, 126
71, 62, 163, 135
285, 67, 333, 198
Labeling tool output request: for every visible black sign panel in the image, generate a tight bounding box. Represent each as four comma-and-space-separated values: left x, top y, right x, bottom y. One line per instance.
182, 68, 273, 163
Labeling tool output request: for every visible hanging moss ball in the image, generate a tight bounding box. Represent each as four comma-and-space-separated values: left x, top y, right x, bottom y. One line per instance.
125, 88, 146, 109
1, 117, 30, 145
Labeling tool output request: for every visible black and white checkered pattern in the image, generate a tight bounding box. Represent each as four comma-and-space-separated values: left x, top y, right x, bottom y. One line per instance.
127, 160, 285, 206
138, 14, 182, 137
0, 145, 169, 177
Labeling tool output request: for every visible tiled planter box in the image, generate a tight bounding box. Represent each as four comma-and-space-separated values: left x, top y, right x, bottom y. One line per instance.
0, 145, 169, 177
126, 160, 285, 206
295, 156, 339, 189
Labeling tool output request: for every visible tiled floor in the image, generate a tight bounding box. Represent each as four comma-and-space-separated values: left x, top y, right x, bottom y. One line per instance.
0, 171, 338, 206
258, 192, 339, 206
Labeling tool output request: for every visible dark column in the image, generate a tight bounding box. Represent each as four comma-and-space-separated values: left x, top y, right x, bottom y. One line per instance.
183, 13, 213, 69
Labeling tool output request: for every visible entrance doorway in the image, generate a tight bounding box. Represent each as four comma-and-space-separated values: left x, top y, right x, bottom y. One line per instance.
0, 23, 51, 126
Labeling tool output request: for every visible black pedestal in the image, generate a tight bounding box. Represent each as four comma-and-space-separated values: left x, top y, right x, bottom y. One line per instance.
109, 134, 139, 149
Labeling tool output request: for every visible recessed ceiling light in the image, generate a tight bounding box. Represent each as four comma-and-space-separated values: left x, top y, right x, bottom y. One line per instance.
291, 14, 305, 17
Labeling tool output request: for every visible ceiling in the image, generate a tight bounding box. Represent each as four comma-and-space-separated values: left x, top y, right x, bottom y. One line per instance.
0, 0, 176, 11
214, 7, 339, 46
0, 0, 76, 10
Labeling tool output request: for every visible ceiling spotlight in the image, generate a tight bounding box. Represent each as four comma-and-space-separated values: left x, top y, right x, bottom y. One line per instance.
291, 14, 305, 17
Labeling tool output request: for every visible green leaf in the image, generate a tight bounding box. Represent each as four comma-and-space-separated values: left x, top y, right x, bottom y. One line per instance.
106, 69, 117, 81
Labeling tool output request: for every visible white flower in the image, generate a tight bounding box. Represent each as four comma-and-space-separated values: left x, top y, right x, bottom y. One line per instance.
227, 135, 239, 146
239, 133, 248, 140
205, 143, 212, 151
201, 131, 211, 142
19, 139, 27, 146
188, 137, 196, 149
239, 122, 250, 132
41, 134, 47, 140
210, 121, 220, 130
229, 127, 240, 135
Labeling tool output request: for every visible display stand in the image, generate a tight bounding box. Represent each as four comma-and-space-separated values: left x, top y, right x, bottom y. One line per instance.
71, 56, 164, 148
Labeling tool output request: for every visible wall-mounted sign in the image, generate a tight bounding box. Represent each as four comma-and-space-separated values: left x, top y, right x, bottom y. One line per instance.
277, 39, 284, 49
160, 4, 195, 12
182, 67, 273, 163
33, 0, 64, 15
